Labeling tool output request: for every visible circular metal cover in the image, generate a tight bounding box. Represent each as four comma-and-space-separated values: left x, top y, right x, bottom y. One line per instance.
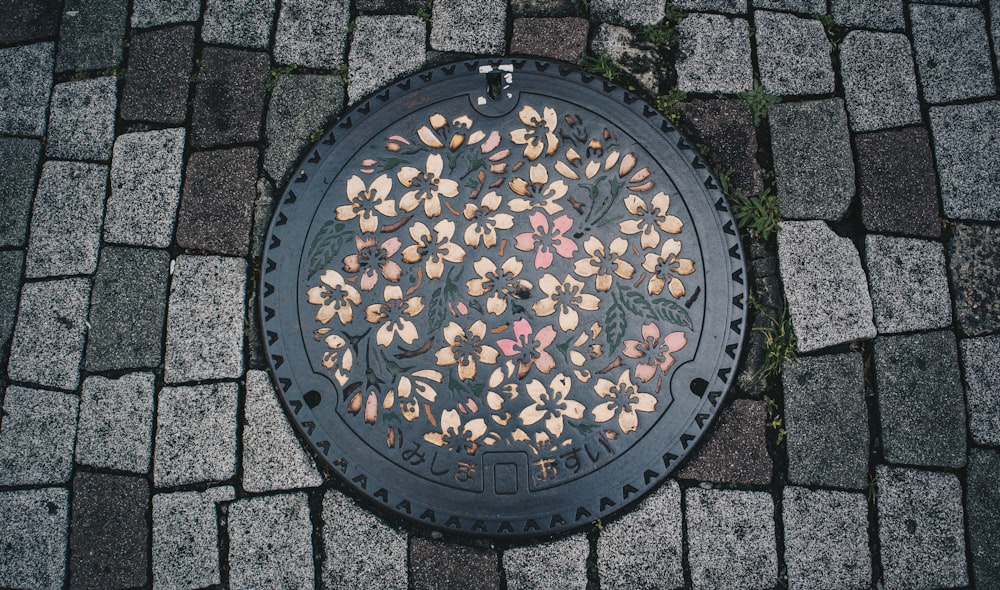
261, 59, 747, 537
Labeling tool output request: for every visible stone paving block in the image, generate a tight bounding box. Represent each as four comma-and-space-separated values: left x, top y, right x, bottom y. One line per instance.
782, 487, 870, 590
164, 256, 246, 383
26, 161, 106, 278
132, 0, 201, 27
273, 0, 349, 68
777, 221, 875, 352
176, 147, 258, 255
348, 16, 426, 103
589, 0, 664, 26
0, 138, 41, 247
322, 489, 408, 589
910, 4, 995, 103
430, 0, 507, 54
410, 538, 500, 590
504, 533, 588, 590
676, 13, 752, 94
153, 382, 239, 487
104, 128, 186, 248
511, 18, 588, 64
967, 448, 1000, 589
676, 99, 763, 196
509, 0, 584, 16
753, 0, 824, 11
769, 100, 854, 221
243, 370, 322, 492
8, 278, 90, 390
930, 102, 1000, 221
946, 223, 1000, 336
86, 247, 170, 371
675, 399, 772, 485
877, 465, 968, 589
0, 251, 23, 366
264, 75, 344, 185
673, 0, 746, 14
0, 0, 61, 44
686, 488, 777, 589
782, 353, 868, 490
0, 42, 55, 136
203, 0, 275, 48
153, 487, 235, 590
56, 0, 127, 72
46, 76, 117, 161
76, 373, 155, 472
0, 386, 78, 486
960, 335, 1000, 446
831, 0, 903, 30
120, 25, 195, 124
69, 472, 149, 589
0, 488, 69, 590
756, 11, 833, 96
839, 31, 920, 132
865, 235, 951, 333
591, 24, 661, 95
855, 127, 941, 238
874, 331, 966, 468
598, 480, 683, 590
191, 48, 269, 148
227, 493, 315, 589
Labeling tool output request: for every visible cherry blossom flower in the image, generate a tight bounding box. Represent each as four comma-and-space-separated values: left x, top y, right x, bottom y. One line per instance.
364, 285, 425, 346
510, 105, 558, 160
434, 320, 499, 381
313, 330, 352, 386
508, 164, 567, 214
486, 365, 520, 428
465, 256, 532, 315
642, 238, 695, 298
401, 219, 466, 279
463, 191, 514, 248
592, 370, 657, 433
532, 274, 601, 332
342, 236, 402, 291
622, 323, 687, 382
518, 373, 584, 438
396, 369, 443, 422
306, 270, 361, 325
619, 192, 683, 249
573, 236, 635, 291
424, 409, 489, 455
416, 113, 485, 150
514, 211, 578, 269
396, 153, 459, 217
334, 174, 396, 233
553, 145, 621, 181
569, 322, 604, 367
496, 318, 557, 378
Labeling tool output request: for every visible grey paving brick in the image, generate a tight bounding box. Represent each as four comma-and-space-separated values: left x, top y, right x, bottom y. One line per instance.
0, 385, 78, 486
0, 488, 69, 590
153, 487, 235, 590
777, 221, 875, 352
8, 278, 90, 390
203, 0, 275, 48
264, 75, 344, 185
76, 373, 155, 473
86, 247, 170, 371
0, 138, 41, 247
877, 465, 968, 590
753, 0, 823, 11
509, 0, 585, 16
132, 0, 201, 27
855, 127, 941, 238
104, 128, 186, 248
504, 533, 588, 590
69, 472, 149, 589
511, 18, 589, 64
756, 11, 833, 95
910, 4, 995, 103
686, 488, 777, 590
589, 0, 664, 26
840, 31, 920, 132
598, 480, 683, 590
0, 0, 61, 44
865, 235, 952, 333
676, 99, 763, 196
25, 161, 106, 278
191, 48, 269, 148
674, 399, 772, 485
56, 0, 127, 72
430, 0, 507, 54
946, 223, 1000, 336
783, 353, 868, 490
0, 43, 55, 136
120, 25, 195, 124
874, 331, 966, 468
930, 101, 1000, 221
960, 335, 1000, 446
46, 77, 117, 161
769, 99, 854, 221
176, 147, 258, 255
348, 16, 427, 104
164, 256, 246, 383
676, 13, 752, 94
243, 370, 322, 492
410, 538, 500, 590
227, 493, 315, 589
831, 0, 903, 30
153, 382, 238, 487
967, 448, 1000, 590
591, 24, 661, 95
273, 0, 349, 68
0, 251, 23, 366
322, 489, 408, 589
673, 0, 746, 14
783, 487, 871, 590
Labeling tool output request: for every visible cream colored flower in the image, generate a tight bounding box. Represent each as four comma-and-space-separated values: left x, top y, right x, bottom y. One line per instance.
463, 191, 514, 248
306, 270, 361, 325
573, 236, 635, 291
416, 113, 485, 150
334, 174, 396, 233
518, 373, 584, 438
401, 219, 466, 279
532, 274, 601, 332
508, 164, 567, 215
641, 238, 695, 298
619, 192, 683, 249
395, 369, 443, 421
465, 256, 532, 315
553, 145, 620, 180
424, 409, 488, 455
510, 105, 558, 160
434, 320, 499, 381
592, 370, 657, 433
397, 153, 460, 217
364, 285, 425, 346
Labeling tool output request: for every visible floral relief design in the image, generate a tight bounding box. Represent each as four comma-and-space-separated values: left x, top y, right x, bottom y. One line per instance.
514, 211, 578, 269
335, 174, 396, 233
397, 153, 460, 217
642, 238, 696, 298
592, 370, 658, 433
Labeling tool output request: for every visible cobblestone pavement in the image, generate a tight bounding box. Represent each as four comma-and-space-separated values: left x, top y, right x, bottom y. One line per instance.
0, 0, 998, 588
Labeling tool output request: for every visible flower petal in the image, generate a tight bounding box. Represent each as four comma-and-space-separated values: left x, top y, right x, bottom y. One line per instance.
592, 402, 616, 423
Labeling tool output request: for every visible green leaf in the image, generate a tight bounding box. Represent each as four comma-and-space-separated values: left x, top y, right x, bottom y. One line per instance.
650, 298, 695, 330
605, 294, 627, 353
306, 221, 349, 278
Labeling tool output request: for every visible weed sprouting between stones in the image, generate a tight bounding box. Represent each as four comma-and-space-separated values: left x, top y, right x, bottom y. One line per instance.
737, 79, 781, 126
718, 167, 780, 240
579, 51, 622, 81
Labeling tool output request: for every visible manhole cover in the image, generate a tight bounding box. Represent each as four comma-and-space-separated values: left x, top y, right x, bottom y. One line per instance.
261, 59, 747, 537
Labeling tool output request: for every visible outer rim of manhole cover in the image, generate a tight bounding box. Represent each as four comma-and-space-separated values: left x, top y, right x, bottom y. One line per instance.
261, 58, 748, 538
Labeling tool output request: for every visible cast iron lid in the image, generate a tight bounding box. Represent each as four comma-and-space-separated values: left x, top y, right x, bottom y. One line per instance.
261, 58, 748, 537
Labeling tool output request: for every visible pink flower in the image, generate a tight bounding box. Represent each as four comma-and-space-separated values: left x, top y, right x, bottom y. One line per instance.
622, 323, 688, 382
514, 211, 578, 269
342, 236, 402, 291
496, 318, 557, 378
